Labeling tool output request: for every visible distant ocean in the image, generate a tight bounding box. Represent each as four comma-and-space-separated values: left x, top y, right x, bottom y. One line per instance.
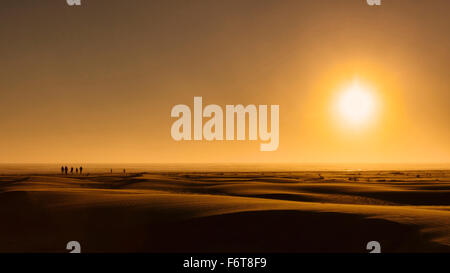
0, 163, 448, 174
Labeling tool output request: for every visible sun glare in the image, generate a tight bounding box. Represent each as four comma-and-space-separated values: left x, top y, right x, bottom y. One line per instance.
335, 81, 378, 127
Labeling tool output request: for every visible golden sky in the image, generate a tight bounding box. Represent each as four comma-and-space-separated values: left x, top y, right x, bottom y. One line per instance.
0, 0, 449, 164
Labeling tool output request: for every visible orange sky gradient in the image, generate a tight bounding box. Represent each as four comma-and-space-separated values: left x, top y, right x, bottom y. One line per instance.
0, 0, 449, 165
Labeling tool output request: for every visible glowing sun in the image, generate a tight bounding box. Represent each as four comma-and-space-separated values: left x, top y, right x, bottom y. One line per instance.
336, 81, 378, 126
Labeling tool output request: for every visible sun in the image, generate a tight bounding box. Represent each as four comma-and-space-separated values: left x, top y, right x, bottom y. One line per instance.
335, 81, 378, 127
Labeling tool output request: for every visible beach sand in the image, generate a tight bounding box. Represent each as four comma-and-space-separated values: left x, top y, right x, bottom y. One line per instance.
0, 170, 449, 252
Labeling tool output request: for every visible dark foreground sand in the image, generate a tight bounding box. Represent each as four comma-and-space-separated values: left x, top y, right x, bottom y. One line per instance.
0, 170, 449, 252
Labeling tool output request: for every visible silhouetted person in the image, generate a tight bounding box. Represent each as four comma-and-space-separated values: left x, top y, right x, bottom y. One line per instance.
80, 166, 83, 175
70, 167, 73, 175
110, 169, 113, 174
76, 168, 78, 175
61, 166, 64, 174
65, 166, 68, 175
123, 169, 126, 176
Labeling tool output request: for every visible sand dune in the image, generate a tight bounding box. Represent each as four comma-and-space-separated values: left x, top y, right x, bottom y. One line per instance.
0, 170, 449, 252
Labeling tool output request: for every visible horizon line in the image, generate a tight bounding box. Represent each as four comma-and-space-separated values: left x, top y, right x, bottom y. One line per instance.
0, 162, 449, 166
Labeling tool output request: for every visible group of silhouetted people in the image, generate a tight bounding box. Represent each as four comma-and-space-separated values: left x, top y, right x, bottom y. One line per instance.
59, 166, 130, 176
61, 165, 83, 175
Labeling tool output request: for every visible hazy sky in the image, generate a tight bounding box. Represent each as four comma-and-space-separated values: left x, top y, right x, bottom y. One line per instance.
0, 0, 449, 164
